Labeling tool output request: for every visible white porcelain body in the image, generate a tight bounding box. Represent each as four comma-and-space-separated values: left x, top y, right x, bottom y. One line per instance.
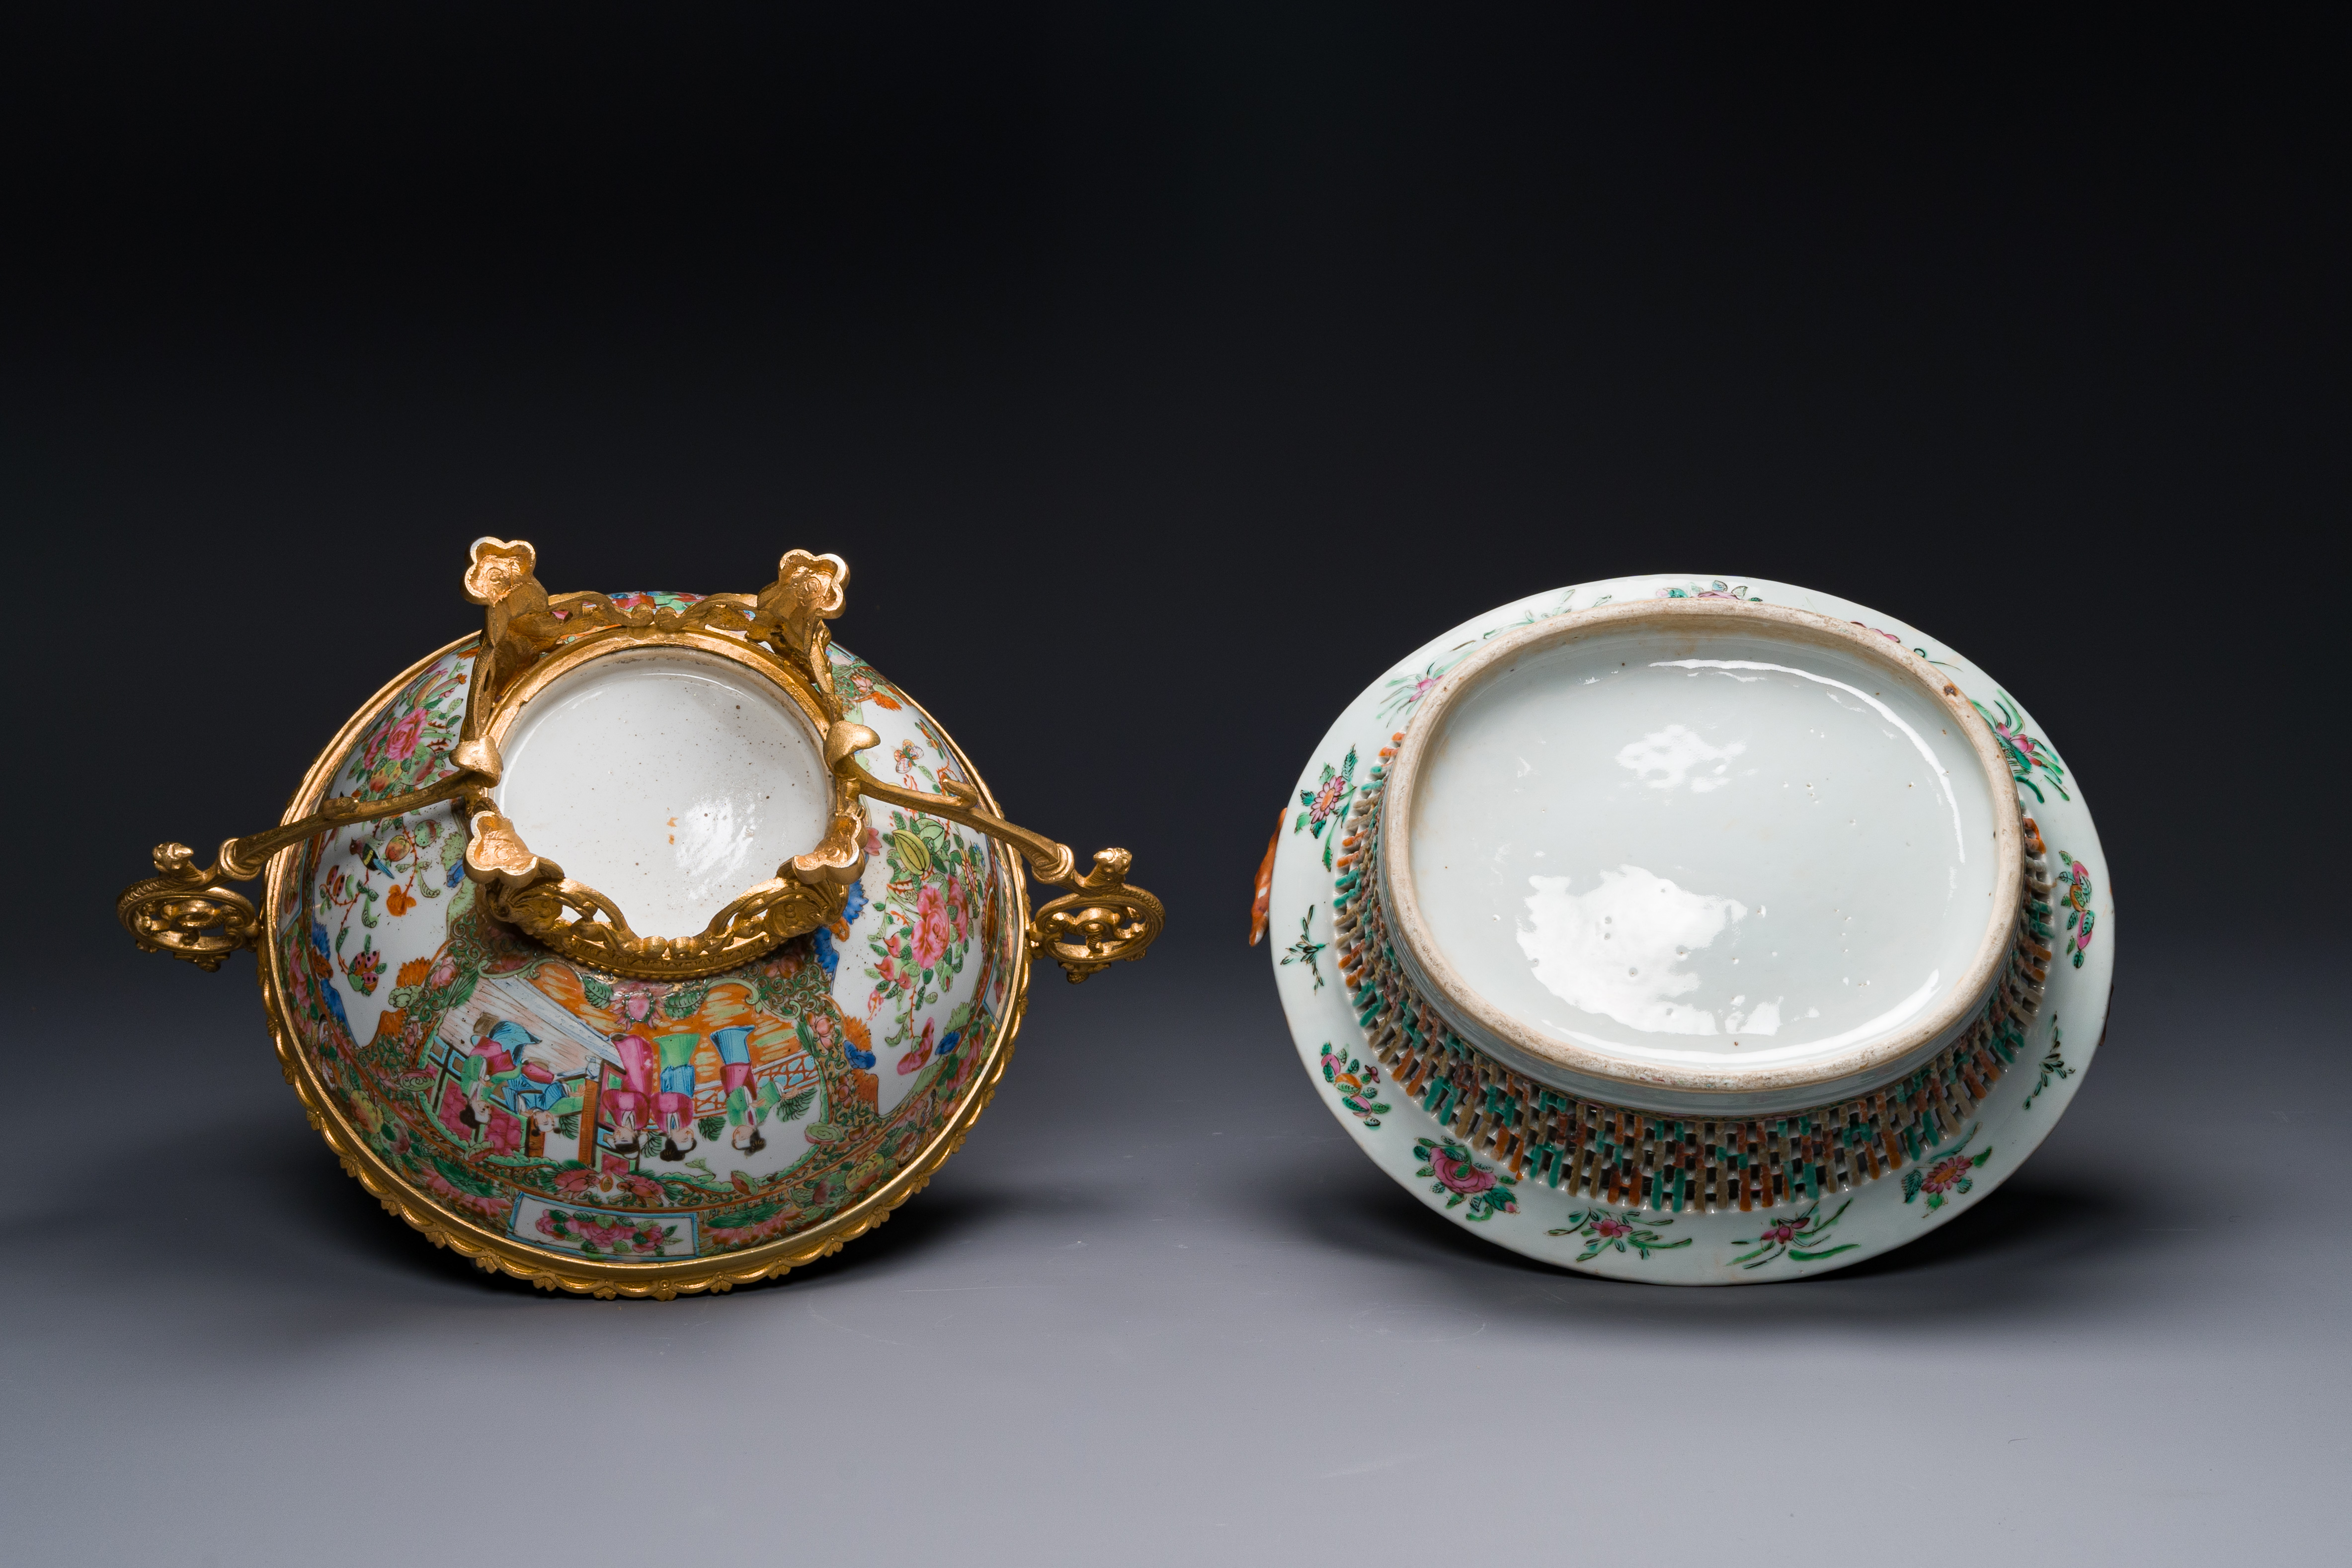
494, 647, 835, 938
1271, 576, 2110, 1283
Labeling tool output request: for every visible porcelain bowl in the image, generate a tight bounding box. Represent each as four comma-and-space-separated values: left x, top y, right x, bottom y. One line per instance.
1267, 576, 2109, 1282
264, 617, 1029, 1297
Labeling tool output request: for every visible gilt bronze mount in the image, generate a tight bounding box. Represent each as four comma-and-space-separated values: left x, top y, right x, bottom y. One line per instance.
120, 539, 1162, 985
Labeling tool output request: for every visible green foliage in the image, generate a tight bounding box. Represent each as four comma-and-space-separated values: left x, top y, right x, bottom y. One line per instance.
771, 1086, 817, 1123
580, 974, 614, 1010
427, 1154, 504, 1198
661, 979, 712, 1019
697, 1116, 727, 1142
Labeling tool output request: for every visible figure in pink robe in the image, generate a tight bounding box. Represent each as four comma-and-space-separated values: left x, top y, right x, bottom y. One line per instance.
605, 1032, 659, 1156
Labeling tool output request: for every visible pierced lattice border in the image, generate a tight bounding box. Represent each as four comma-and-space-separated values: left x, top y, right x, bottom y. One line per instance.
1331, 733, 2054, 1216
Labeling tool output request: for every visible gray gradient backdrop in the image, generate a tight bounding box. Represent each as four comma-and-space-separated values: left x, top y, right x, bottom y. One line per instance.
4, 9, 2344, 1566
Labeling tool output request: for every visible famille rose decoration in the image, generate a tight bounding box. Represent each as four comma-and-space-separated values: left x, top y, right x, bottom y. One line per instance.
118, 540, 1162, 1297
1258, 578, 2111, 1283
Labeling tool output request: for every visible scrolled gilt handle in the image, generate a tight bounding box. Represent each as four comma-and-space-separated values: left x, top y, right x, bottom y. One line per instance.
118, 768, 484, 970
1028, 847, 1167, 985
117, 867, 262, 971
836, 729, 1164, 984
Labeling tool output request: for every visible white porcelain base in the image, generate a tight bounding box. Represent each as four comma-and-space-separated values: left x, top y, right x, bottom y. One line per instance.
1271, 577, 2110, 1283
495, 648, 832, 938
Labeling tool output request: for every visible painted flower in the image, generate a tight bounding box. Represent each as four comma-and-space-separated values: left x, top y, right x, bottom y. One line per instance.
383, 831, 414, 863
427, 956, 457, 990
1293, 748, 1360, 868
1425, 1147, 1497, 1197
1919, 1155, 1976, 1195
1413, 1137, 1519, 1220
1551, 1205, 1691, 1260
385, 885, 416, 917
1381, 662, 1455, 717
396, 956, 433, 989
384, 708, 427, 762
1972, 695, 2069, 803
1730, 1199, 1856, 1267
1303, 771, 1349, 830
913, 885, 951, 970
1903, 1132, 1991, 1211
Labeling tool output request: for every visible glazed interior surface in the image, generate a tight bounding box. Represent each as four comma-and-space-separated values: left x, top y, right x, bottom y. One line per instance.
1408, 626, 2003, 1075
495, 648, 830, 936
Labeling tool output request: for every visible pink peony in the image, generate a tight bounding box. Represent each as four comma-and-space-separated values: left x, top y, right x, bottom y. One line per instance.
1427, 1149, 1496, 1196
912, 885, 950, 969
384, 708, 426, 761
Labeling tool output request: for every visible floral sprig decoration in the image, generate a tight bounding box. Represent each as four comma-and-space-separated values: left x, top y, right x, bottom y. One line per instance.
1413, 1137, 1519, 1221
1547, 1207, 1692, 1262
1903, 1126, 1992, 1212
1728, 1200, 1856, 1268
